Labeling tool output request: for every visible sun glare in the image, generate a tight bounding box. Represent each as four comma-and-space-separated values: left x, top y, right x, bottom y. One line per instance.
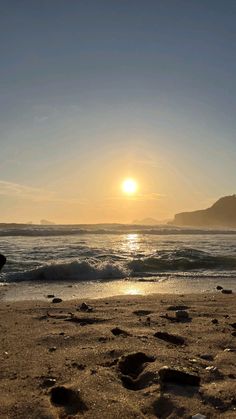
122, 178, 138, 195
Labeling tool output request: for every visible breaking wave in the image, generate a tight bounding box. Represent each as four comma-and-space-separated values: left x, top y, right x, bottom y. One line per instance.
128, 248, 236, 272
8, 260, 129, 282
4, 248, 236, 283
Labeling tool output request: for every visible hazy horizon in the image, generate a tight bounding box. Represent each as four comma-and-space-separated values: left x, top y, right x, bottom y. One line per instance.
1, 1, 236, 223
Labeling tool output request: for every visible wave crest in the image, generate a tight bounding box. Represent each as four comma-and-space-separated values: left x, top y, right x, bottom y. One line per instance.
9, 260, 129, 282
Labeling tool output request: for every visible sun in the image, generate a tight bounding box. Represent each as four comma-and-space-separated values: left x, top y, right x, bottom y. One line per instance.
122, 178, 138, 195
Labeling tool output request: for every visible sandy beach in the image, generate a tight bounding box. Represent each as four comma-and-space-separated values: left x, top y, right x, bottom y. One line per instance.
1, 292, 236, 418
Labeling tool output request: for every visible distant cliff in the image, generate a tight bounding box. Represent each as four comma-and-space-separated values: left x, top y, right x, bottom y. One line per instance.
172, 195, 236, 227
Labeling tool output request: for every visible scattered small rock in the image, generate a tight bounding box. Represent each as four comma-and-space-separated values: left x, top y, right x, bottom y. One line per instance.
205, 366, 218, 372
111, 327, 131, 337
221, 289, 233, 294
154, 331, 185, 346
216, 286, 223, 290
232, 331, 236, 337
230, 322, 236, 329
52, 298, 62, 303
47, 294, 55, 298
211, 318, 219, 325
133, 310, 152, 316
159, 366, 200, 387
41, 377, 56, 387
49, 347, 57, 352
79, 302, 93, 312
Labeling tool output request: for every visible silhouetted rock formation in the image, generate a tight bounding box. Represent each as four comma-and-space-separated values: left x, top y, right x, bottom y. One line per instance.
172, 195, 236, 227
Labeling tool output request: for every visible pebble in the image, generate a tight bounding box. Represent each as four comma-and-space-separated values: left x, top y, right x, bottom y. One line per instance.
216, 285, 223, 290
47, 294, 55, 298
205, 366, 218, 372
79, 302, 93, 312
42, 377, 56, 387
221, 289, 233, 294
52, 298, 62, 303
49, 347, 57, 352
211, 318, 219, 325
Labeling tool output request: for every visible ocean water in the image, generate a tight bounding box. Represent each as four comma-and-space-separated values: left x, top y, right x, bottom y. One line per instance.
1, 225, 236, 289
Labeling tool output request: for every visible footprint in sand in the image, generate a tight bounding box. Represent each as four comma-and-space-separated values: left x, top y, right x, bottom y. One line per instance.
117, 352, 157, 391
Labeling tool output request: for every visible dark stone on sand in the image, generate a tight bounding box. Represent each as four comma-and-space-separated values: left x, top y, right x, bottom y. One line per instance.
41, 377, 56, 387
221, 289, 233, 294
167, 305, 189, 311
49, 347, 57, 352
50, 386, 87, 413
118, 352, 156, 379
216, 285, 223, 290
154, 331, 185, 346
159, 366, 200, 387
47, 294, 55, 298
111, 327, 131, 337
133, 310, 152, 316
211, 319, 219, 325
0, 254, 6, 270
52, 298, 62, 303
232, 331, 236, 337
79, 302, 93, 312
230, 323, 236, 329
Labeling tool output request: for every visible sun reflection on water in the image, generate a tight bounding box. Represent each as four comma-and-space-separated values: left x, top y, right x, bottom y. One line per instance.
122, 233, 140, 253
123, 285, 143, 295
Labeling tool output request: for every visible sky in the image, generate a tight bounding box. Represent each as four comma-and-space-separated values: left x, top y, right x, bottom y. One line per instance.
1, 0, 236, 224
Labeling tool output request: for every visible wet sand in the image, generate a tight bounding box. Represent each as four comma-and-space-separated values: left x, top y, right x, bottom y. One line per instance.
0, 292, 236, 418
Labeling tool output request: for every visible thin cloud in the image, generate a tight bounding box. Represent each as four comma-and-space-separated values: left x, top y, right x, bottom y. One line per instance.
0, 180, 86, 205
0, 180, 53, 202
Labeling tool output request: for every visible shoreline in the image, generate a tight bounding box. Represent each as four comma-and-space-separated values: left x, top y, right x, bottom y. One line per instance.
1, 276, 236, 302
1, 292, 236, 418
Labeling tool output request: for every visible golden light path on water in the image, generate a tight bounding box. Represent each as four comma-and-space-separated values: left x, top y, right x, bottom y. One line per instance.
122, 233, 140, 253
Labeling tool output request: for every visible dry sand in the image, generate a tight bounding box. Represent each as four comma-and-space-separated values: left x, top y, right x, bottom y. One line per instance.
0, 292, 236, 418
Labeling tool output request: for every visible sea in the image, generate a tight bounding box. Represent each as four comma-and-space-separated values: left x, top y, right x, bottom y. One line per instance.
1, 224, 236, 300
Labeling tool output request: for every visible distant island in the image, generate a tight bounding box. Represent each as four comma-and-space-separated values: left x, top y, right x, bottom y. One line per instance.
171, 195, 236, 227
